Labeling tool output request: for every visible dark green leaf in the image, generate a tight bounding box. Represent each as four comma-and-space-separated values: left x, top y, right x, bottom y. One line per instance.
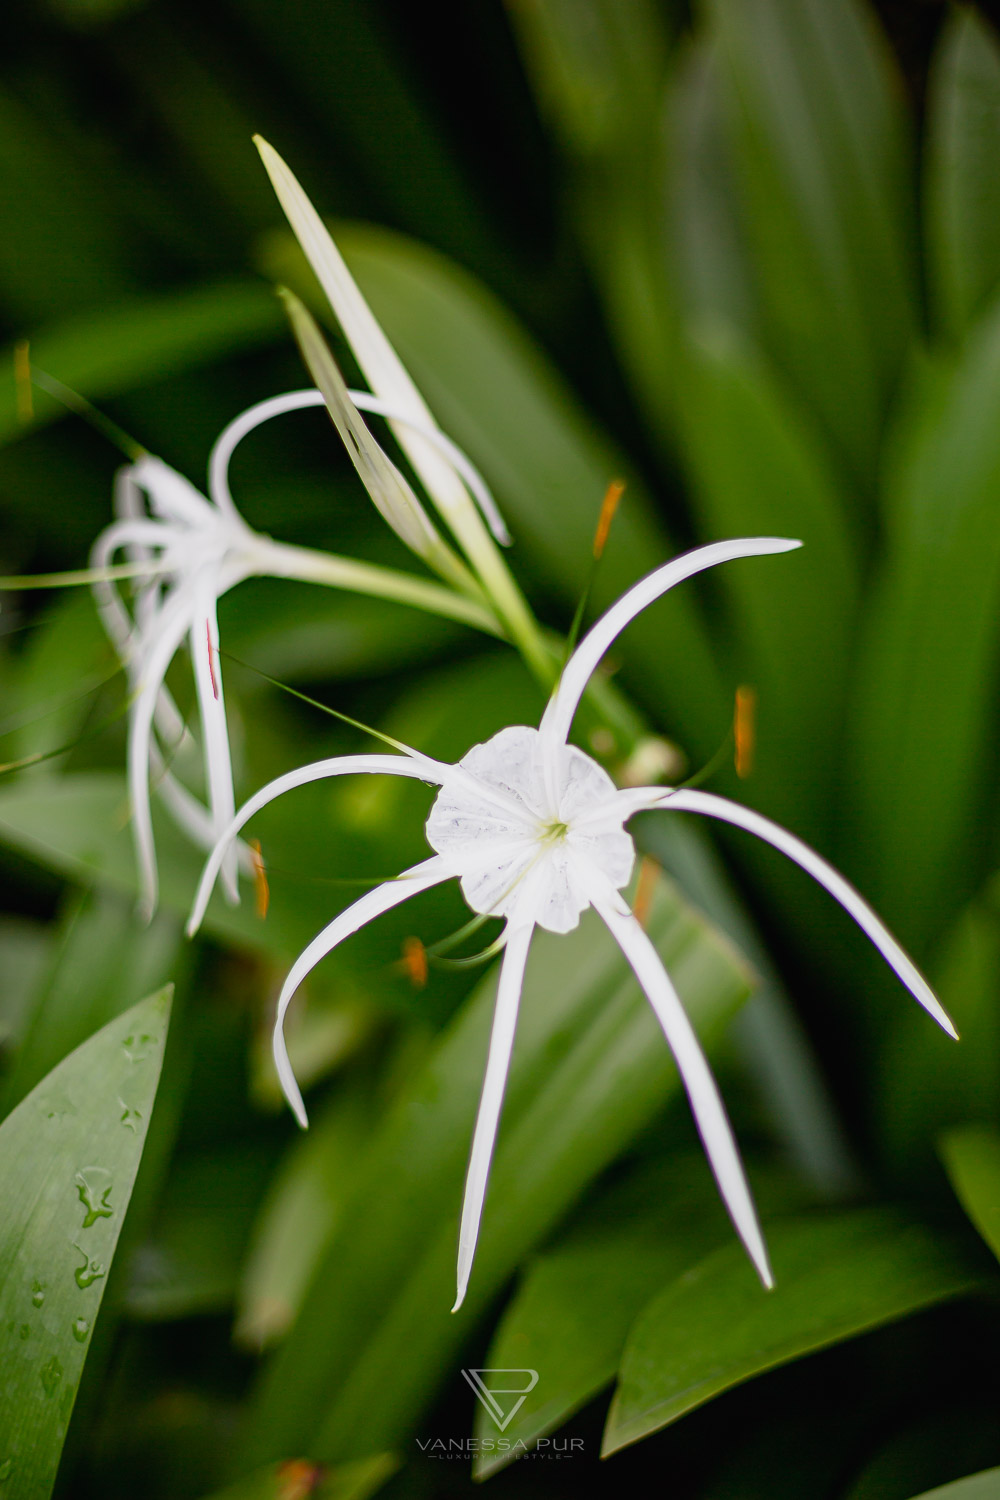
0, 282, 285, 448
603, 1208, 977, 1454
940, 1125, 1000, 1265
708, 0, 917, 482
845, 300, 1000, 943
904, 1469, 1000, 1500
926, 9, 1000, 339
0, 986, 172, 1500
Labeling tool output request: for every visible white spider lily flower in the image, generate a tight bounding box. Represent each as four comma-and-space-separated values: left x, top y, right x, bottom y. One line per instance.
93, 425, 501, 919
188, 537, 957, 1311
255, 136, 551, 682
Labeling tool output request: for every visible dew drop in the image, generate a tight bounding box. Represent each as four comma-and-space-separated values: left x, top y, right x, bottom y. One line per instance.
30, 1281, 44, 1308
75, 1167, 114, 1228
40, 1357, 62, 1397
71, 1318, 88, 1344
0, 1458, 13, 1482
72, 1245, 106, 1290
18, 1325, 29, 1342
117, 1098, 142, 1132
122, 1032, 155, 1063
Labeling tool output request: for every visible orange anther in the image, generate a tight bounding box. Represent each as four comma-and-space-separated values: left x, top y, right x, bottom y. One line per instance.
632, 856, 660, 931
400, 935, 428, 989
250, 839, 270, 919
276, 1460, 325, 1500
734, 685, 756, 780
593, 479, 625, 560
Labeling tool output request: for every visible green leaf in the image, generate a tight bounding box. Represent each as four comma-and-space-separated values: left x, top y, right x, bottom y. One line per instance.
940, 1125, 1000, 1265
879, 900, 1000, 1167
123, 1145, 264, 1322
0, 281, 286, 448
676, 328, 858, 837
846, 299, 1000, 943
196, 1453, 399, 1500
603, 1208, 977, 1455
708, 0, 917, 482
0, 985, 172, 1500
904, 1469, 1000, 1500
471, 1154, 805, 1478
925, 9, 1000, 339
0, 887, 180, 1119
240, 876, 751, 1465
259, 222, 733, 758
235, 1089, 373, 1350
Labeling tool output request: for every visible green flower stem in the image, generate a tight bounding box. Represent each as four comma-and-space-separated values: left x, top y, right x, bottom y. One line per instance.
260, 539, 502, 636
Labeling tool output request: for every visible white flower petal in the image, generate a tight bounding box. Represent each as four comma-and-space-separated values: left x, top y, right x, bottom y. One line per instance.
540, 538, 803, 753
592, 883, 773, 1290
453, 918, 534, 1312
187, 750, 453, 935
128, 586, 199, 919
274, 855, 452, 1127
189, 570, 239, 903
662, 789, 959, 1039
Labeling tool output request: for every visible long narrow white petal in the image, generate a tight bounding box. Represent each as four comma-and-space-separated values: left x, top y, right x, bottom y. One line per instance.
152, 751, 255, 875
186, 751, 453, 936
661, 790, 958, 1039
593, 885, 773, 1289
128, 588, 199, 919
453, 919, 533, 1312
274, 855, 451, 1127
255, 137, 481, 531
540, 539, 802, 751
189, 571, 239, 903
209, 388, 510, 544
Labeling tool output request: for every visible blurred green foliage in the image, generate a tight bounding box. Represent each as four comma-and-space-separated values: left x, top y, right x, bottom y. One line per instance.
2, 1, 1000, 1497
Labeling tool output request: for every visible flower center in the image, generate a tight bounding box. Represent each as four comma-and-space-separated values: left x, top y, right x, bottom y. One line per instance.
425, 724, 636, 935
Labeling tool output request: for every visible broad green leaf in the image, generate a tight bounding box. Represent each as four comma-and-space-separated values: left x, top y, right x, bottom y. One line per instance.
905, 1471, 1000, 1500
603, 1208, 977, 1454
940, 1125, 1000, 1265
0, 88, 135, 323
505, 0, 679, 436
235, 1089, 373, 1349
846, 298, 1000, 943
0, 887, 180, 1119
676, 328, 858, 837
0, 281, 285, 448
0, 986, 172, 1500
197, 1453, 399, 1500
926, 10, 1000, 339
259, 223, 733, 758
471, 1154, 806, 1478
240, 876, 751, 1465
708, 0, 917, 482
0, 915, 49, 1053
664, 40, 758, 345
123, 1145, 266, 1321
879, 900, 1000, 1167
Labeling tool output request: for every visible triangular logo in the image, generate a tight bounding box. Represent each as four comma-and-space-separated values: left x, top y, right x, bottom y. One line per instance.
461, 1367, 539, 1431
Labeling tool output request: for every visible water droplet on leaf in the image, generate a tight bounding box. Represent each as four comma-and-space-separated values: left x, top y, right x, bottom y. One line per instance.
72, 1245, 106, 1290
75, 1167, 113, 1228
71, 1318, 88, 1343
0, 1458, 13, 1482
40, 1357, 62, 1397
30, 1281, 44, 1308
